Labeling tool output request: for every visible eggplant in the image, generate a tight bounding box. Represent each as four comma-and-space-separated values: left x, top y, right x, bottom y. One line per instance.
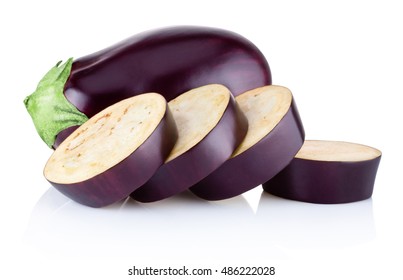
131, 84, 248, 203
263, 140, 382, 204
23, 26, 271, 148
44, 93, 177, 207
190, 85, 305, 200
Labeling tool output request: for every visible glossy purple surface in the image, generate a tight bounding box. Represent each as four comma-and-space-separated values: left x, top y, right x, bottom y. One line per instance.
53, 126, 79, 149
131, 95, 248, 203
64, 26, 271, 119
190, 100, 305, 200
48, 108, 178, 207
263, 155, 381, 204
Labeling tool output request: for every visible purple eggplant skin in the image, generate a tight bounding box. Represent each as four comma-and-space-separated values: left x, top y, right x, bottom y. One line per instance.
189, 100, 305, 201
131, 95, 248, 203
48, 108, 178, 208
64, 26, 271, 118
54, 125, 79, 149
262, 156, 381, 204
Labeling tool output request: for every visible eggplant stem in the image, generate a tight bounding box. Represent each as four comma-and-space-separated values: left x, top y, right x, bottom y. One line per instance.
23, 58, 89, 148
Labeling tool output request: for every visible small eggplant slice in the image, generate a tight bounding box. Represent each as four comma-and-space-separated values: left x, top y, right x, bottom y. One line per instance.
44, 93, 177, 207
190, 85, 305, 200
263, 140, 382, 204
131, 84, 248, 203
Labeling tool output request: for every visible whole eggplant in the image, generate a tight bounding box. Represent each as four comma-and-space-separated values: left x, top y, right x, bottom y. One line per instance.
24, 26, 271, 148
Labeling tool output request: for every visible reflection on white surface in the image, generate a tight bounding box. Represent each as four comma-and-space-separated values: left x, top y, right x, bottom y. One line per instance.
25, 187, 261, 260
255, 192, 376, 256
24, 187, 375, 260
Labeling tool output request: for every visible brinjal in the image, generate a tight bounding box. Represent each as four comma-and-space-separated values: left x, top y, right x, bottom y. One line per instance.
190, 85, 305, 200
44, 93, 177, 207
131, 84, 248, 203
263, 140, 382, 204
24, 26, 271, 148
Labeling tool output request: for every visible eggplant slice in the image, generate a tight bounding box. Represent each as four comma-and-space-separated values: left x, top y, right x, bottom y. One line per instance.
263, 140, 382, 204
131, 84, 248, 202
190, 85, 305, 200
44, 93, 177, 207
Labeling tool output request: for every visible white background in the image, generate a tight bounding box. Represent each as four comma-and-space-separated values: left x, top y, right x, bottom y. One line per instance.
1, 0, 402, 279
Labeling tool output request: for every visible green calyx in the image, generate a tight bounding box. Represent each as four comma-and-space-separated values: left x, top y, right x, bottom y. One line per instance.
24, 58, 88, 148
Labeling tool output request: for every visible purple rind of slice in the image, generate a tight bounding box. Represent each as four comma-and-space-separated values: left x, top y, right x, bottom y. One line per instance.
131, 84, 248, 203
263, 140, 382, 204
44, 93, 178, 207
190, 85, 305, 200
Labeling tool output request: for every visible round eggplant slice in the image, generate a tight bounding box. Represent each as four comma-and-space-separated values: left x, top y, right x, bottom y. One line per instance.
131, 84, 248, 203
190, 85, 305, 200
263, 140, 382, 204
44, 93, 177, 208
